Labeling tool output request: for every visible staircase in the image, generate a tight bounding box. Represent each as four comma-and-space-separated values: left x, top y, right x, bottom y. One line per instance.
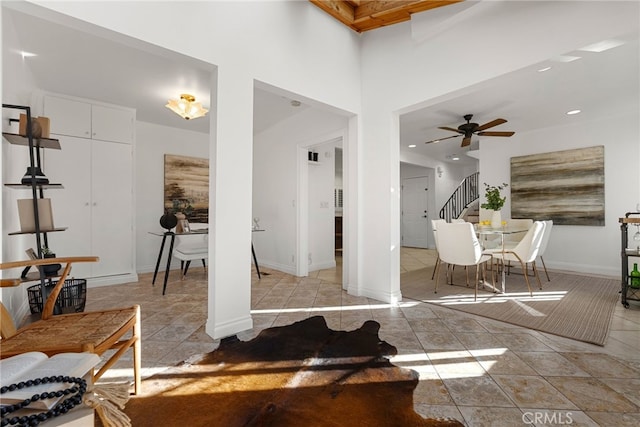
439, 172, 479, 223
460, 199, 480, 224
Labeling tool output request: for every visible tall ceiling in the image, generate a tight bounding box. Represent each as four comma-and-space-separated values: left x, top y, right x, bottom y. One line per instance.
400, 31, 639, 166
3, 6, 308, 137
3, 3, 638, 168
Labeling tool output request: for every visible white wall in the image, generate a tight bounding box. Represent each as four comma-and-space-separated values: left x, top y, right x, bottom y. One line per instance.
480, 112, 639, 276
253, 108, 348, 274
135, 121, 209, 273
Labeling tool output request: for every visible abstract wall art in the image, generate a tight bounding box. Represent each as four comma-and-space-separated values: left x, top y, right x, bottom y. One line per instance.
164, 154, 209, 223
510, 146, 604, 226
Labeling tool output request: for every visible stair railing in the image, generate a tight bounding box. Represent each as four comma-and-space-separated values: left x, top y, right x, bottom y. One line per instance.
439, 172, 479, 222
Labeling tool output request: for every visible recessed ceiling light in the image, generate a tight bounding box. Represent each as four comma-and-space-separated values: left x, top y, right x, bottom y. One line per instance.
290, 100, 301, 107
408, 144, 416, 148
451, 156, 460, 161
566, 109, 581, 115
537, 66, 552, 72
551, 55, 581, 63
579, 39, 625, 53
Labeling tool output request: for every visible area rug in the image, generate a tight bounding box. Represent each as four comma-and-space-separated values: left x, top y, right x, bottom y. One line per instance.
402, 266, 620, 346
124, 316, 463, 426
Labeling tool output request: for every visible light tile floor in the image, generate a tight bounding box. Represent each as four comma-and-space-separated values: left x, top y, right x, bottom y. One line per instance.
84, 248, 640, 426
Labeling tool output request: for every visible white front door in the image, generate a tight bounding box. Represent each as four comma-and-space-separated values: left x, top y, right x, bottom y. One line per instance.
401, 176, 430, 248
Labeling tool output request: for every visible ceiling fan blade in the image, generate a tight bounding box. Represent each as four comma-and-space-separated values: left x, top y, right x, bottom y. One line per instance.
424, 134, 461, 144
477, 131, 515, 137
438, 126, 464, 134
476, 118, 507, 131
461, 135, 472, 147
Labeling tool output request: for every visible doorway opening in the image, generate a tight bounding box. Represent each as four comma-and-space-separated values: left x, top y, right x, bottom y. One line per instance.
297, 134, 345, 286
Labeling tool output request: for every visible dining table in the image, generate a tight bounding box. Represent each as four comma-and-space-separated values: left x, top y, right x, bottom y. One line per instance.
475, 225, 529, 293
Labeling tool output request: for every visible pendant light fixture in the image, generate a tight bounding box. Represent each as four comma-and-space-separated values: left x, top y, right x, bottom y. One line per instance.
166, 94, 208, 120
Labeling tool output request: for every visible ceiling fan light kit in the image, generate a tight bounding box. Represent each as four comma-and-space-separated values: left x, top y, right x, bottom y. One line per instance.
425, 114, 515, 147
166, 93, 208, 120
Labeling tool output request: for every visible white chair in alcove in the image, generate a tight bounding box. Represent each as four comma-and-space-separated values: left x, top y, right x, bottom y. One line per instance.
434, 221, 494, 301
173, 223, 208, 279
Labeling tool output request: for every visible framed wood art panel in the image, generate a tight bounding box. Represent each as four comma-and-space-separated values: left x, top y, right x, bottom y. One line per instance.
164, 154, 209, 223
510, 146, 604, 226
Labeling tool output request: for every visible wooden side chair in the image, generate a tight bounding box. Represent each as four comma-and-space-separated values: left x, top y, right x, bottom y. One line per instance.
0, 256, 141, 394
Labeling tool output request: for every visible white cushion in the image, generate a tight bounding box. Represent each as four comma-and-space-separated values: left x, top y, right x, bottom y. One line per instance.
176, 245, 207, 255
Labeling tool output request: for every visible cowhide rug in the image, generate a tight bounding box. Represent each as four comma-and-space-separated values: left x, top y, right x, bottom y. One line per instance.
124, 316, 463, 426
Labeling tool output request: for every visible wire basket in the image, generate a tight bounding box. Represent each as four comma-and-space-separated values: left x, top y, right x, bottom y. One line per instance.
27, 279, 87, 314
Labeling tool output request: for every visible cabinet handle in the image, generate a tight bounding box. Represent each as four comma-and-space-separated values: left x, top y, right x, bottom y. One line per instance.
85, 202, 89, 206
93, 202, 97, 206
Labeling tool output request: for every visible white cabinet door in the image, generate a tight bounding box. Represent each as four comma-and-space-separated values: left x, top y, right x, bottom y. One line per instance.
44, 136, 93, 279
92, 105, 134, 144
41, 95, 135, 282
44, 95, 134, 144
43, 96, 92, 139
91, 140, 133, 277
44, 137, 134, 279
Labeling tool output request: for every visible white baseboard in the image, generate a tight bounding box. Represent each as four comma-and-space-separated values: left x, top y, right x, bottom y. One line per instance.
207, 314, 253, 340
257, 260, 297, 275
85, 272, 139, 288
353, 284, 403, 304
544, 261, 617, 279
309, 259, 336, 272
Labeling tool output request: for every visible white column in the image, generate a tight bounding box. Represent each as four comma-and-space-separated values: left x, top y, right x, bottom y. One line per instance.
357, 106, 402, 303
343, 115, 360, 293
206, 66, 254, 339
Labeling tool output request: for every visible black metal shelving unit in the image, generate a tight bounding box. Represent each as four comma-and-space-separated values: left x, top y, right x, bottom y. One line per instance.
2, 103, 64, 300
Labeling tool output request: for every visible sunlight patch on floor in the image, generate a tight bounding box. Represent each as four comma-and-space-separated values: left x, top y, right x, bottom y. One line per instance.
390, 348, 508, 380
424, 290, 568, 306
252, 301, 420, 315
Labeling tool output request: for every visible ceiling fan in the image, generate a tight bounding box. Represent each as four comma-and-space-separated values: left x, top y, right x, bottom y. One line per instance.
425, 114, 515, 147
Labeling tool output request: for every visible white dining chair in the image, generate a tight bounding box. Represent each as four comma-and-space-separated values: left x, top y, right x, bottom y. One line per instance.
173, 223, 208, 279
431, 219, 446, 280
434, 222, 494, 301
488, 220, 546, 295
537, 220, 553, 281
503, 218, 533, 246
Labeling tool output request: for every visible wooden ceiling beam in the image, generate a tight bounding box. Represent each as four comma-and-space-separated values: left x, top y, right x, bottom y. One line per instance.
310, 0, 463, 32
309, 0, 356, 29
